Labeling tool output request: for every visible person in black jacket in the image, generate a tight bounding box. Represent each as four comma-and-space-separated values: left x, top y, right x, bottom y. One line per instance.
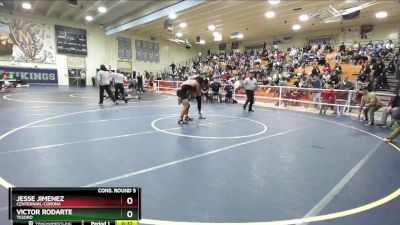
311, 64, 320, 76
137, 72, 143, 93
339, 42, 346, 55
373, 58, 386, 90
358, 61, 371, 82
170, 62, 176, 75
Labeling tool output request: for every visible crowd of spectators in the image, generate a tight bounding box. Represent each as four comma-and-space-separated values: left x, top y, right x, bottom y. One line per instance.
158, 39, 397, 92
154, 39, 399, 126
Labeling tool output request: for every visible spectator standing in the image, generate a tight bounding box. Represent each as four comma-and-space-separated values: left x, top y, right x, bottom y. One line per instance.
91, 73, 97, 86
137, 72, 143, 93
170, 62, 176, 75
339, 42, 346, 55
358, 62, 371, 82
320, 83, 335, 114
311, 76, 322, 109
80, 70, 86, 87
372, 58, 386, 90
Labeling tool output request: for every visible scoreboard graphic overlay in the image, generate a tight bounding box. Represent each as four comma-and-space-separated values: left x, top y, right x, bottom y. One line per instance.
9, 187, 141, 225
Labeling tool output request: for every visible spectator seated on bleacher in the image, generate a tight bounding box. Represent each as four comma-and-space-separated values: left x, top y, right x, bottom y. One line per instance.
210, 79, 223, 103
323, 63, 332, 74
317, 53, 327, 66
311, 64, 320, 77
322, 71, 331, 86
380, 95, 400, 127
335, 75, 354, 114
330, 71, 339, 86
201, 83, 212, 102
224, 81, 234, 103
333, 63, 342, 74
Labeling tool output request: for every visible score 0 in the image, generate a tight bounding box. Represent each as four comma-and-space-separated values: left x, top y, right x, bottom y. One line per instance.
122, 188, 138, 207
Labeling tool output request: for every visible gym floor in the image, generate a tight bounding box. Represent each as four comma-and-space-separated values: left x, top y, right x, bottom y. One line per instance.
0, 86, 400, 225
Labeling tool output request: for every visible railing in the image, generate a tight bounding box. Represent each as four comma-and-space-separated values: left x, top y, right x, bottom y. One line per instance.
155, 80, 396, 115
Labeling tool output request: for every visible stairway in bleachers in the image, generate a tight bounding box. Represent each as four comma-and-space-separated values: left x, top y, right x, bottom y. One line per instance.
380, 46, 399, 94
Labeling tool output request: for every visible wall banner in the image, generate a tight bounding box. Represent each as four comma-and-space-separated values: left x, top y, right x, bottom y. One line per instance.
0, 66, 58, 84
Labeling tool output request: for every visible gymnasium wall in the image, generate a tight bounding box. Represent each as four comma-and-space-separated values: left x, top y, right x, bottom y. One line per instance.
206, 21, 399, 53
105, 33, 201, 76
0, 12, 200, 85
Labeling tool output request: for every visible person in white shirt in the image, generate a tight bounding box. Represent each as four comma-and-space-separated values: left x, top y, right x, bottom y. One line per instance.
112, 71, 128, 103
91, 73, 97, 87
80, 71, 86, 87
97, 64, 117, 105
243, 73, 257, 112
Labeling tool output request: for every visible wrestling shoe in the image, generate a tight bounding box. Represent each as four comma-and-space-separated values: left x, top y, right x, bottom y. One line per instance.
178, 119, 187, 124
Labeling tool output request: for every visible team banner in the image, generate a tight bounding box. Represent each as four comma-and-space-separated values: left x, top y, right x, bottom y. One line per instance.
117, 37, 132, 60
0, 66, 58, 84
307, 36, 334, 45
272, 35, 292, 45
135, 40, 159, 63
344, 26, 360, 38
360, 24, 373, 39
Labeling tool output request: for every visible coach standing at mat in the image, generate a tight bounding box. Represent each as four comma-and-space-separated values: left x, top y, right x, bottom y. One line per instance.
97, 64, 118, 105
243, 73, 257, 112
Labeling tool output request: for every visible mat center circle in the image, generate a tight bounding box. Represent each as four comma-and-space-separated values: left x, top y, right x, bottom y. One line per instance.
151, 114, 267, 139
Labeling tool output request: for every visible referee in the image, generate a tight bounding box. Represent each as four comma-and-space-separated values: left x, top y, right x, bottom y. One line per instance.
97, 65, 117, 105
112, 71, 128, 103
243, 73, 257, 112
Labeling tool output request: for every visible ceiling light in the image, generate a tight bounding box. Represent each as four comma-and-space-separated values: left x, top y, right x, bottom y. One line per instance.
265, 11, 275, 18
214, 35, 222, 41
179, 22, 187, 28
213, 31, 221, 37
98, 6, 107, 13
85, 15, 93, 21
292, 24, 301, 30
22, 2, 31, 9
169, 12, 177, 19
299, 14, 309, 21
375, 11, 388, 18
345, 0, 354, 3
199, 40, 205, 44
208, 25, 216, 31
237, 33, 244, 39
268, 0, 280, 5
176, 32, 183, 37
